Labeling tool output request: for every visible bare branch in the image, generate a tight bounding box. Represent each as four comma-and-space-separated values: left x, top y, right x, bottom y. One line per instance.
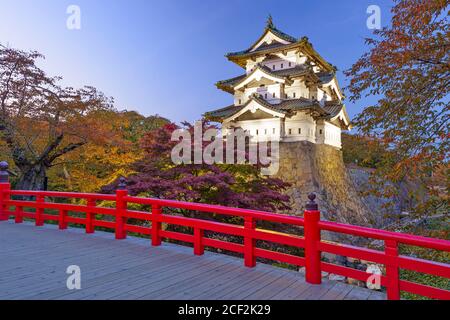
46, 141, 86, 164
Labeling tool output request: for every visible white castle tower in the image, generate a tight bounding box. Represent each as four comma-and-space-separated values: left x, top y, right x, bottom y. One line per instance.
205, 16, 351, 149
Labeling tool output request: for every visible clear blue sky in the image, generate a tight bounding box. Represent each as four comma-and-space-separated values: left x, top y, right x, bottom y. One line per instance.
0, 0, 393, 123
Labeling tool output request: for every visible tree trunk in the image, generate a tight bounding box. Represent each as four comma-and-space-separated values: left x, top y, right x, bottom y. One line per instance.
16, 163, 47, 191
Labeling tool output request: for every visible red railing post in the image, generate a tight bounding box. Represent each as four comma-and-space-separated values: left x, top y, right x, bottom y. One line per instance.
151, 204, 162, 246
385, 239, 400, 300
194, 227, 204, 255
59, 209, 68, 230
35, 195, 45, 226
244, 216, 256, 268
304, 193, 322, 285
0, 161, 11, 221
86, 199, 96, 234
115, 177, 128, 240
15, 206, 23, 223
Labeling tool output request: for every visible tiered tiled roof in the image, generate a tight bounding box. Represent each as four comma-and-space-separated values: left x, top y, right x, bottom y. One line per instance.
215, 74, 247, 93
203, 104, 242, 120
226, 26, 299, 58
277, 97, 323, 112
224, 19, 335, 72
323, 101, 349, 120
204, 96, 338, 121
216, 64, 326, 93
206, 17, 350, 130
317, 71, 335, 84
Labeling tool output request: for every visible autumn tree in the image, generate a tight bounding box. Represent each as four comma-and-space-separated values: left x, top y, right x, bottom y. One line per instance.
104, 121, 291, 213
116, 110, 170, 144
101, 121, 293, 258
0, 45, 113, 190
342, 133, 391, 169
345, 0, 449, 216
49, 110, 169, 193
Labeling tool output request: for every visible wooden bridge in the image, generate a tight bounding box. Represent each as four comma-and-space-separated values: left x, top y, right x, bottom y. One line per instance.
0, 162, 449, 300
0, 221, 384, 300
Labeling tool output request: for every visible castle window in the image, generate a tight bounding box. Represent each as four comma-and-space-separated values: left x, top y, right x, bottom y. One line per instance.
289, 62, 292, 67
264, 93, 268, 99
293, 92, 296, 98
273, 92, 275, 98
298, 128, 301, 134
256, 129, 259, 135
238, 99, 241, 104
272, 65, 275, 70
281, 63, 284, 68
319, 129, 323, 135
288, 129, 292, 135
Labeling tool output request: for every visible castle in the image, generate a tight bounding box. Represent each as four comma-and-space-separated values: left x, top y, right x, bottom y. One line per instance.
205, 17, 371, 230
205, 16, 351, 149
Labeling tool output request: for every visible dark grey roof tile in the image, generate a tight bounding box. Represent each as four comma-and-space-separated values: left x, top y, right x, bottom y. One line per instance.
226, 26, 299, 57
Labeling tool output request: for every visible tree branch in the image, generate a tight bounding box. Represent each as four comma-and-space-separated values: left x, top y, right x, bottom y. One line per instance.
46, 141, 86, 164
37, 133, 64, 163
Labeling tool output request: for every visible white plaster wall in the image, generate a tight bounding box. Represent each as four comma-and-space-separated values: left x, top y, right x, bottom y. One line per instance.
235, 83, 283, 104
297, 80, 310, 98
282, 112, 316, 143
261, 57, 294, 72
234, 91, 245, 105
316, 121, 341, 148
223, 115, 342, 148
285, 80, 309, 99
317, 88, 324, 103
225, 118, 282, 142
324, 122, 342, 148
246, 50, 302, 73
264, 83, 282, 102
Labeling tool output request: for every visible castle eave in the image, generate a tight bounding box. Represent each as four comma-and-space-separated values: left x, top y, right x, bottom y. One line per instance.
226, 40, 335, 73
216, 65, 317, 94
203, 104, 241, 121
205, 97, 333, 122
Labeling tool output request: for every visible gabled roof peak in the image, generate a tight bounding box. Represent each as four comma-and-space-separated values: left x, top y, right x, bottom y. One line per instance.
225, 18, 335, 72
225, 17, 299, 60
263, 15, 297, 43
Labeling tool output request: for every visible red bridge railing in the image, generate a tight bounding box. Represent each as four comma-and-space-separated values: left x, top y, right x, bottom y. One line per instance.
0, 163, 449, 300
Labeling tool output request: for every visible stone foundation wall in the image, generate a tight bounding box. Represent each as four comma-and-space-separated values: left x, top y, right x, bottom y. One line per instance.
275, 141, 374, 229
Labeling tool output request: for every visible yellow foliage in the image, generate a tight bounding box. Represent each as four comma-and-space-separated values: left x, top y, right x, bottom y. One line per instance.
49, 144, 142, 194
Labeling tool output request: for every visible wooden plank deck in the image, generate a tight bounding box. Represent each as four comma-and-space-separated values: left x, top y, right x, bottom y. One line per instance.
0, 221, 385, 300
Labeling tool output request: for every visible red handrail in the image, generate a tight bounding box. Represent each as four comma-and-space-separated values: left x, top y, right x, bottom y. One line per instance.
0, 181, 449, 300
